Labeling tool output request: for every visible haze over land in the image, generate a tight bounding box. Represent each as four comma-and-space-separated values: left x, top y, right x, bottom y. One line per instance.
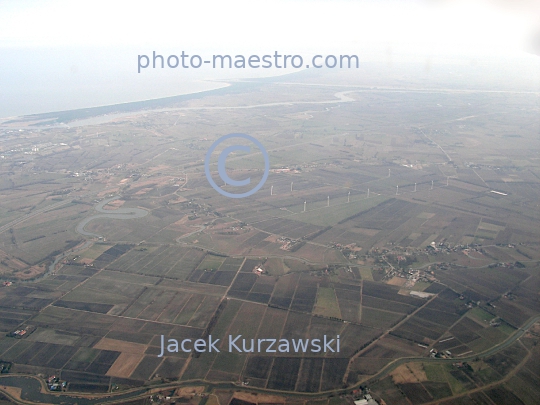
0, 65, 539, 404
1, 1, 540, 404
2, 0, 540, 118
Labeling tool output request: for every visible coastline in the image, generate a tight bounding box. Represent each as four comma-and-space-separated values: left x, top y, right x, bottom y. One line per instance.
0, 79, 237, 126
0, 70, 310, 126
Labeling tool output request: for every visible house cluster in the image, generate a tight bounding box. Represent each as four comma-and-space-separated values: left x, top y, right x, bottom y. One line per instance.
331, 242, 361, 260
386, 267, 436, 284
488, 262, 519, 269
429, 348, 453, 359
1, 141, 61, 157
424, 240, 502, 256
453, 362, 473, 371
459, 294, 480, 309
149, 389, 177, 403
351, 389, 379, 405
216, 222, 249, 236
278, 236, 298, 251
502, 292, 516, 300
0, 362, 11, 374
11, 329, 27, 337
353, 396, 378, 405
7, 325, 35, 339
47, 375, 67, 391
269, 166, 302, 174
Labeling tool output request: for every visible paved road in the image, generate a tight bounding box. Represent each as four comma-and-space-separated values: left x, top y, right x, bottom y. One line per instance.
361, 314, 540, 385
76, 195, 148, 238
0, 199, 71, 235
0, 375, 147, 405
1, 316, 538, 404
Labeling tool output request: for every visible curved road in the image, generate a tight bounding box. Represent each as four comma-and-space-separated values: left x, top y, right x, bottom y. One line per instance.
360, 314, 540, 386
0, 376, 147, 405
76, 196, 149, 238
1, 315, 538, 404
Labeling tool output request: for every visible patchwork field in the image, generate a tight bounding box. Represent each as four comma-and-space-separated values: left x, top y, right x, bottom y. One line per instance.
0, 69, 539, 405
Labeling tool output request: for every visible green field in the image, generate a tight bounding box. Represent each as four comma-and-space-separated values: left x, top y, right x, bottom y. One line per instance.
313, 287, 341, 318
359, 267, 374, 281
423, 363, 447, 382
77, 243, 113, 260
443, 364, 466, 394
198, 254, 227, 271
468, 307, 495, 323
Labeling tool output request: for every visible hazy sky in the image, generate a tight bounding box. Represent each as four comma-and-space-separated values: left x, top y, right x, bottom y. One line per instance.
1, 0, 538, 54
1, 0, 539, 118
